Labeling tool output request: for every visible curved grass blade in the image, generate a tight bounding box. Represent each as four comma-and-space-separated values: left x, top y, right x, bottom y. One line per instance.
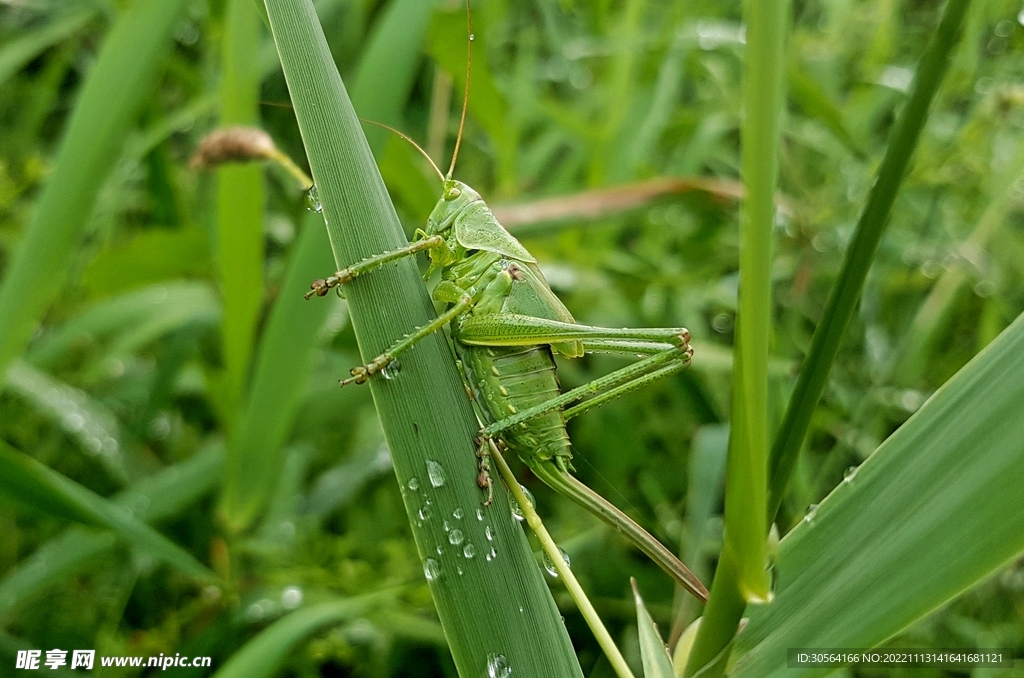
0, 6, 96, 89
212, 598, 375, 678
0, 439, 216, 582
0, 0, 188, 382
732, 310, 1024, 678
26, 282, 219, 371
0, 443, 223, 621
5, 361, 128, 484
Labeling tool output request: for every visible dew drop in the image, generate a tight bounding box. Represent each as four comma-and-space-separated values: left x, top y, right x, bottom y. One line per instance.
418, 504, 430, 521
476, 508, 485, 521
804, 503, 819, 523
453, 508, 464, 520
485, 525, 495, 541
436, 544, 443, 555
457, 565, 464, 575
443, 520, 451, 532
543, 547, 571, 578
486, 653, 511, 678
463, 543, 475, 559
426, 460, 446, 487
407, 477, 420, 491
305, 185, 323, 213
449, 529, 465, 546
424, 558, 440, 582
281, 586, 303, 609
469, 33, 476, 42
843, 466, 859, 482
381, 359, 401, 380
510, 485, 534, 521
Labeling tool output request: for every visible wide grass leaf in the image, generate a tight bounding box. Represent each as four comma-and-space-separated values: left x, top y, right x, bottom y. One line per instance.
261, 0, 584, 673
731, 310, 1024, 678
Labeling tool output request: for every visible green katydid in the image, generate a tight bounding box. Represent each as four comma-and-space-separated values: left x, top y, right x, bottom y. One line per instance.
305, 7, 707, 603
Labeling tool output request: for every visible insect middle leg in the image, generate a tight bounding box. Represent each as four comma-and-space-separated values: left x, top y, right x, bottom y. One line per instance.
340, 294, 474, 385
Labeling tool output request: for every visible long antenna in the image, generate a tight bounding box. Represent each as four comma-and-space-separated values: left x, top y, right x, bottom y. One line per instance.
359, 118, 444, 182
446, 0, 473, 180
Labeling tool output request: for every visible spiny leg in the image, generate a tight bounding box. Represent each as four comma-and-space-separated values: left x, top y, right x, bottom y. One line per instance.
341, 294, 473, 386
458, 313, 692, 436
479, 346, 691, 437
456, 312, 690, 349
305, 234, 444, 299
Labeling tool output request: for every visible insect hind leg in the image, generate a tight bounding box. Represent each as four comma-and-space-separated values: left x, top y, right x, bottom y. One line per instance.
479, 339, 692, 437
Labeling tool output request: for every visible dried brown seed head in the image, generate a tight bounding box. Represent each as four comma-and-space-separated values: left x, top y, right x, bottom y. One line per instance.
189, 126, 277, 170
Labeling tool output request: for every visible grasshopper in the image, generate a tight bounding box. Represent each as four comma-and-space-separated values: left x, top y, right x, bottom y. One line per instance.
306, 8, 707, 603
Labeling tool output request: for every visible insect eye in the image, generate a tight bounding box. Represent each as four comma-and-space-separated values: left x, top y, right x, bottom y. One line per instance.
446, 187, 462, 200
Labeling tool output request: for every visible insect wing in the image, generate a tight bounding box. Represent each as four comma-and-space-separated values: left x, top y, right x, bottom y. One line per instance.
453, 203, 536, 262
503, 263, 584, 358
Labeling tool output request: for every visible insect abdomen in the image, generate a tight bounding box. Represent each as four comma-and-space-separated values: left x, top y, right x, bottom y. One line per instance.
459, 344, 572, 470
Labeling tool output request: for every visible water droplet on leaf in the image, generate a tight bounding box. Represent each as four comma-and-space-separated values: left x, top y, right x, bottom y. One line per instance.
486, 653, 511, 678
543, 547, 571, 577
424, 558, 440, 582
463, 543, 475, 558
305, 185, 322, 213
407, 477, 420, 491
449, 529, 464, 545
426, 460, 446, 487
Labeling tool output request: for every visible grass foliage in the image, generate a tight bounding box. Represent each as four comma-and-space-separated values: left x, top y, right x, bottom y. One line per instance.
0, 0, 1022, 675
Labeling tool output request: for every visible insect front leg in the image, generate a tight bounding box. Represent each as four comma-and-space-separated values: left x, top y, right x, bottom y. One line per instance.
305, 232, 445, 299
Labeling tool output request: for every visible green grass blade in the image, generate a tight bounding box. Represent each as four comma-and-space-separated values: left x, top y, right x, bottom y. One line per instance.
26, 281, 219, 372
0, 0, 187, 382
213, 0, 265, 416
686, 0, 788, 673
219, 0, 433, 533
0, 6, 96, 89
212, 598, 374, 678
0, 443, 224, 621
633, 580, 676, 678
767, 0, 972, 519
732, 309, 1024, 678
6, 361, 128, 484
261, 0, 583, 674
0, 439, 216, 582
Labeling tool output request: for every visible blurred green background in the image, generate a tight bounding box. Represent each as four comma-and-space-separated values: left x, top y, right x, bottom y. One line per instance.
0, 0, 1022, 675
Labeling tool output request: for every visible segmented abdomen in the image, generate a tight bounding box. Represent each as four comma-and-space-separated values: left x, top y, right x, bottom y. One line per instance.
457, 343, 572, 471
